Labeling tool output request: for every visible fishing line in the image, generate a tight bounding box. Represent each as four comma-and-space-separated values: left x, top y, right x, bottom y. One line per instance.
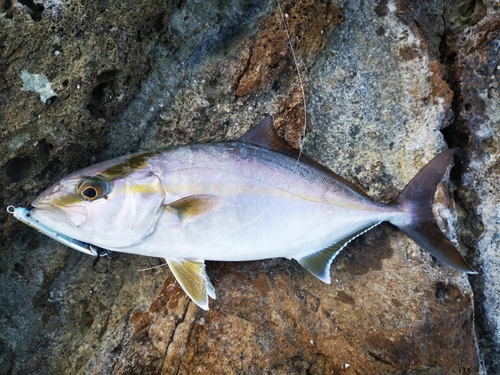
218, 1, 310, 240
275, 0, 308, 191
276, 0, 308, 152
137, 262, 169, 272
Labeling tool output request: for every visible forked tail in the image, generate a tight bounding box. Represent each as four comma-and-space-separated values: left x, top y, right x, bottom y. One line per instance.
390, 149, 476, 273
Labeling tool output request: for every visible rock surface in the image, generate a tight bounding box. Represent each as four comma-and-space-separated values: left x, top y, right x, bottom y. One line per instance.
0, 0, 497, 373
440, 1, 500, 372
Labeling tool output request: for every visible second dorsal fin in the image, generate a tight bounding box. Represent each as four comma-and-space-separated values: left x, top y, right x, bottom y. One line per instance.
240, 115, 372, 199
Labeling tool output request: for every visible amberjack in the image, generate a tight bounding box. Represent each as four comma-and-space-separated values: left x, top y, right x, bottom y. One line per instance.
21, 116, 474, 309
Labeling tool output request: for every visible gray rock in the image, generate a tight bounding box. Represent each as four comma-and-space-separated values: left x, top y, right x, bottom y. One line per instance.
440, 0, 500, 371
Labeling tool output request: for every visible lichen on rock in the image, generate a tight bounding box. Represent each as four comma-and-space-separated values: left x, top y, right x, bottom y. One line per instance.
19, 70, 57, 104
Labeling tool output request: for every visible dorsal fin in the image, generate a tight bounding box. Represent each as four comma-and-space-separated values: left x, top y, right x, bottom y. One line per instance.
239, 115, 298, 156
240, 115, 372, 199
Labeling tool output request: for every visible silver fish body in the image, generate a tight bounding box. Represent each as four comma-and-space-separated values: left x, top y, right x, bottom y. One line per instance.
26, 116, 474, 309
96, 142, 400, 260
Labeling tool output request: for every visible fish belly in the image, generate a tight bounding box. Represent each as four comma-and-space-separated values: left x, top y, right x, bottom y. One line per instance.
123, 197, 392, 261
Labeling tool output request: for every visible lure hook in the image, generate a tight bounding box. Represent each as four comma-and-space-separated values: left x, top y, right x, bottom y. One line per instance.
92, 246, 118, 273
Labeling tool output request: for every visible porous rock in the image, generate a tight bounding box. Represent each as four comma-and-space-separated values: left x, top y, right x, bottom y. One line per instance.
440, 0, 500, 372
0, 0, 492, 373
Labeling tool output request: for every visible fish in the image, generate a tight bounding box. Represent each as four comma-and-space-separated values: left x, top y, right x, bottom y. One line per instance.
22, 115, 475, 310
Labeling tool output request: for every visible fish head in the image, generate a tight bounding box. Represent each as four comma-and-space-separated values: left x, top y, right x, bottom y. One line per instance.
30, 153, 165, 249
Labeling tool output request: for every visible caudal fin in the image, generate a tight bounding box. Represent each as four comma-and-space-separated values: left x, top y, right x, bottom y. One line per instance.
391, 149, 476, 274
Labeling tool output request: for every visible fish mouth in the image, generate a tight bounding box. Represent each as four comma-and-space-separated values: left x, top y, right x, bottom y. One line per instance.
31, 191, 57, 210
30, 202, 87, 230
31, 197, 47, 209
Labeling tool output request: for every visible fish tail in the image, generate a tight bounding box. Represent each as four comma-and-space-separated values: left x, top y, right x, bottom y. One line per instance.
390, 149, 476, 274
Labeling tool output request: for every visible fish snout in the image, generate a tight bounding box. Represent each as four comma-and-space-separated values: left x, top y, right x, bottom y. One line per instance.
31, 182, 63, 208
31, 193, 59, 209
31, 195, 47, 208
31, 180, 82, 208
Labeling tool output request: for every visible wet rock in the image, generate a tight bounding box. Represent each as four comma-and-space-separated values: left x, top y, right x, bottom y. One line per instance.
0, 0, 491, 373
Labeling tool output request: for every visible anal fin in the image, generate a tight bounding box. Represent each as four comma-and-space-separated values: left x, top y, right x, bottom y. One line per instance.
167, 259, 216, 310
295, 223, 381, 283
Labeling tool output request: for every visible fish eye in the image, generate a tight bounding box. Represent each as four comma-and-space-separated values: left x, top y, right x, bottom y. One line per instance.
82, 186, 98, 199
77, 178, 110, 201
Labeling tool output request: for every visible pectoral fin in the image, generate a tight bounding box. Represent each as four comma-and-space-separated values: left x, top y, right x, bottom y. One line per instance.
167, 195, 222, 220
295, 223, 381, 283
167, 259, 216, 310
